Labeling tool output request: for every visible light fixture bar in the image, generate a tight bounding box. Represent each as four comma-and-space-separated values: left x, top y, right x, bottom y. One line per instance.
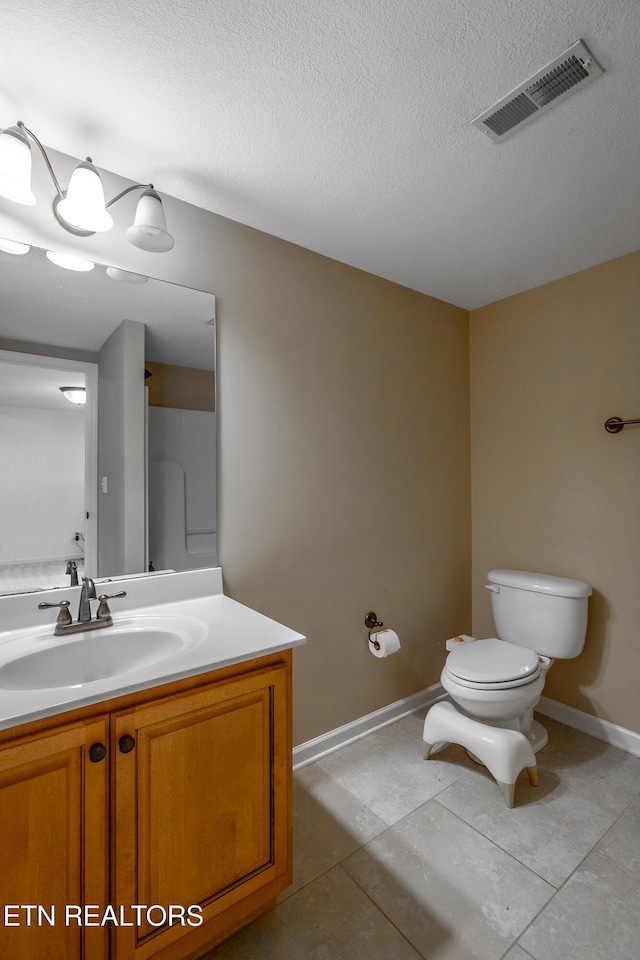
106, 181, 155, 208
16, 121, 63, 196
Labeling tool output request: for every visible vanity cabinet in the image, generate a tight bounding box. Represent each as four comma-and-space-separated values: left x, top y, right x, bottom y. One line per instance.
0, 650, 292, 960
0, 717, 110, 960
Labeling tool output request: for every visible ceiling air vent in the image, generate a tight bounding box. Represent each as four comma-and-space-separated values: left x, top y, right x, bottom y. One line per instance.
471, 40, 604, 143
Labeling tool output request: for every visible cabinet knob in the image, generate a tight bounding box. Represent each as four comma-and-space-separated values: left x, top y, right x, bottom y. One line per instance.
89, 742, 107, 763
119, 734, 136, 754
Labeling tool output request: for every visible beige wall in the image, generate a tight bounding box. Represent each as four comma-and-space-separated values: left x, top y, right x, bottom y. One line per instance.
213, 225, 471, 745
470, 251, 640, 734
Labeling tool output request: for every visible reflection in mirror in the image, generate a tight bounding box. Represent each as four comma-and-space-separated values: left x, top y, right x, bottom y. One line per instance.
0, 353, 97, 594
0, 242, 216, 596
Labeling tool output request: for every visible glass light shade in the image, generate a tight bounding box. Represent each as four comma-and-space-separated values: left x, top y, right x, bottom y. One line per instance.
126, 189, 174, 252
46, 250, 95, 272
56, 160, 113, 232
0, 237, 30, 255
0, 126, 36, 205
59, 386, 86, 405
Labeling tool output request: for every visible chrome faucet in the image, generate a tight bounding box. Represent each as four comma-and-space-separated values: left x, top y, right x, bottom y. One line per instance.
38, 577, 126, 636
77, 576, 96, 622
65, 560, 79, 586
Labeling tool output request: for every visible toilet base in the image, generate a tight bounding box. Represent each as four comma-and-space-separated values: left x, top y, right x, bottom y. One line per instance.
527, 719, 549, 753
423, 701, 537, 808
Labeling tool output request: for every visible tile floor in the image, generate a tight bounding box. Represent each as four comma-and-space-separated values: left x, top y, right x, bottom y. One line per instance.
206, 712, 640, 960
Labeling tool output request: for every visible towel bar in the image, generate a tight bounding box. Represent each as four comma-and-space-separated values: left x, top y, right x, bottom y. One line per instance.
604, 416, 640, 434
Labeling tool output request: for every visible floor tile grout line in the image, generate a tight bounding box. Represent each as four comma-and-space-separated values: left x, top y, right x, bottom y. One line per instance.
506, 838, 638, 957
579, 793, 633, 861
289, 777, 464, 901
432, 779, 634, 894
280, 858, 428, 959
313, 751, 471, 829
534, 767, 640, 819
590, 848, 640, 887
430, 762, 636, 881
332, 816, 560, 960
331, 861, 434, 960
507, 882, 563, 959
498, 942, 538, 960
429, 795, 563, 891
307, 760, 401, 828
339, 795, 558, 957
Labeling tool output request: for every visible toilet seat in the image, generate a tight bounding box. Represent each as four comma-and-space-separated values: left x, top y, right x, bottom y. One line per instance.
445, 637, 542, 690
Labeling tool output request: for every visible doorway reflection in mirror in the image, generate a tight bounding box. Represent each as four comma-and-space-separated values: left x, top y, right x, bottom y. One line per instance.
0, 359, 88, 594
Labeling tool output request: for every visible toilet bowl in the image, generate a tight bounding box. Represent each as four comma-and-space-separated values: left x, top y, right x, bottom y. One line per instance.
440, 636, 552, 745
424, 569, 592, 804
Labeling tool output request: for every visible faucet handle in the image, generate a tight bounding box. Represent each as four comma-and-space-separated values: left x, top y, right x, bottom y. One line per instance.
38, 599, 73, 628
96, 591, 127, 620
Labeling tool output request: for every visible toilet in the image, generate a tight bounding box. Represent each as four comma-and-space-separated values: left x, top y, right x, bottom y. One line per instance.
423, 568, 592, 806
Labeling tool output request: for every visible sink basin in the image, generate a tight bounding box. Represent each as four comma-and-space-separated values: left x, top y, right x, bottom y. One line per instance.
0, 618, 202, 690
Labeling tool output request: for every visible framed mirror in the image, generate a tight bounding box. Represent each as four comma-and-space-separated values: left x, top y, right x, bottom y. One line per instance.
0, 242, 217, 596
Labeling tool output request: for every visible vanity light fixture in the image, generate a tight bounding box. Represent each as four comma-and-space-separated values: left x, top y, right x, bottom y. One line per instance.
0, 121, 175, 252
59, 386, 86, 405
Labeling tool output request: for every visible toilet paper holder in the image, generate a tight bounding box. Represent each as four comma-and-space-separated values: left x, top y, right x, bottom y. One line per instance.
365, 611, 384, 650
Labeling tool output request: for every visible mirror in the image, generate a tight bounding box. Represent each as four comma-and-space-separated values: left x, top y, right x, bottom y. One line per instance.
0, 242, 217, 596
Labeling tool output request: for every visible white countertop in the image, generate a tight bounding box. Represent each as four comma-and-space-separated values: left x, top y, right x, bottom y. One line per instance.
0, 568, 306, 731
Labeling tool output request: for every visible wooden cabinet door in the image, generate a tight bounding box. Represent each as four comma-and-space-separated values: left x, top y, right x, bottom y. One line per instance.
0, 718, 109, 960
112, 657, 291, 960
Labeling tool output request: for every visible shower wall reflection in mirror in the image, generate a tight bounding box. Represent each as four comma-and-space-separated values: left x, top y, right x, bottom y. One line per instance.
0, 243, 217, 596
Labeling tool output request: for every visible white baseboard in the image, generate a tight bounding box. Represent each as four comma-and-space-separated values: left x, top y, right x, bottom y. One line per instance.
537, 696, 640, 757
292, 684, 446, 770
292, 685, 640, 770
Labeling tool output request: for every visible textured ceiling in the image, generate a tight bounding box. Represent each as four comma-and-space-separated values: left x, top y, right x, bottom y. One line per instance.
1, 0, 638, 309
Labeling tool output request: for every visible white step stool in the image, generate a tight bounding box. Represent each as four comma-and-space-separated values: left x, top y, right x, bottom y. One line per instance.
423, 701, 538, 808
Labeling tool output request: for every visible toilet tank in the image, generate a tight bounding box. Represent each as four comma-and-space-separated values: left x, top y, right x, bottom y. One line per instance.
487, 569, 592, 659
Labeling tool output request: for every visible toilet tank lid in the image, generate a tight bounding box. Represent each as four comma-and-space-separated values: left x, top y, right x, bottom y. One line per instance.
487, 569, 592, 598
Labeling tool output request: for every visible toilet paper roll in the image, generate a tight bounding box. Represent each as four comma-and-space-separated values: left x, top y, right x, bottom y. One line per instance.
369, 628, 401, 658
